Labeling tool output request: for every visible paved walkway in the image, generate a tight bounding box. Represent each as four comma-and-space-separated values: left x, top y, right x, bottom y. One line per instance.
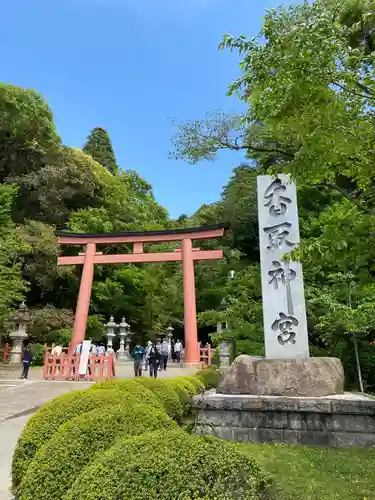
0, 363, 196, 499
0, 415, 30, 499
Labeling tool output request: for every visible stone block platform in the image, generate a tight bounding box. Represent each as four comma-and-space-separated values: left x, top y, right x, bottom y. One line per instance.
192, 390, 375, 448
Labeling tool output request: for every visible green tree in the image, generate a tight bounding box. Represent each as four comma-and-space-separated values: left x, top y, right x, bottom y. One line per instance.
0, 185, 27, 324
83, 127, 118, 174
27, 305, 74, 344
0, 83, 60, 183
170, 0, 375, 389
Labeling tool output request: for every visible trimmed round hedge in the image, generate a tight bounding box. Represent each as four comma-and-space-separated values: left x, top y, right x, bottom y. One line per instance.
174, 375, 204, 395
18, 403, 175, 500
12, 388, 126, 491
65, 429, 271, 500
196, 365, 219, 389
135, 378, 183, 420
187, 375, 206, 392
165, 379, 192, 407
90, 378, 163, 408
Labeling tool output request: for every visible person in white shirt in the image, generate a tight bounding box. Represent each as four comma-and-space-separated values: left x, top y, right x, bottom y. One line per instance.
97, 344, 106, 356
51, 344, 62, 356
160, 340, 170, 371
174, 340, 183, 363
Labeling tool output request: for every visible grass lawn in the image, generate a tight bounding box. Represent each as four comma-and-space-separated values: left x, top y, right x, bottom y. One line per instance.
242, 442, 375, 499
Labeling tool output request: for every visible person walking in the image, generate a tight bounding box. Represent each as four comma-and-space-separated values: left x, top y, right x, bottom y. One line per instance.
174, 339, 183, 364
171, 340, 176, 363
160, 339, 169, 371
144, 340, 152, 371
155, 341, 162, 355
132, 343, 145, 377
74, 341, 83, 355
148, 343, 161, 378
20, 344, 33, 380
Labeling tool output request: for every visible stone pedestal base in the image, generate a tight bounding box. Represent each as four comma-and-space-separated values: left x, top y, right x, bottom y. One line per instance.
182, 362, 202, 369
192, 391, 375, 448
9, 337, 26, 365
116, 351, 132, 363
218, 355, 344, 397
9, 352, 22, 365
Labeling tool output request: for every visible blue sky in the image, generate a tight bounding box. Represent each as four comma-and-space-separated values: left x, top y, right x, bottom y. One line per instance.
1, 0, 283, 218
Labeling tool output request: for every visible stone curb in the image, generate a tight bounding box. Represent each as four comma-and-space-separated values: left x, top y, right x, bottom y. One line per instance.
192, 392, 375, 415
1, 406, 41, 422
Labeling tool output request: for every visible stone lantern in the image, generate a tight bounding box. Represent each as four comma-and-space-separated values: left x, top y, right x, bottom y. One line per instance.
217, 270, 235, 368
117, 317, 130, 362
9, 301, 31, 365
124, 322, 134, 361
217, 298, 228, 333
219, 341, 231, 368
105, 316, 117, 354
166, 325, 174, 359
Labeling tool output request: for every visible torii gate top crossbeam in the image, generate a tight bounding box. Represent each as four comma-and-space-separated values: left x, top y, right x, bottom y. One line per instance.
55, 223, 227, 245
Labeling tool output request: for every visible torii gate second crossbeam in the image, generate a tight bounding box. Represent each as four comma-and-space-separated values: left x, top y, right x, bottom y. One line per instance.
56, 224, 226, 365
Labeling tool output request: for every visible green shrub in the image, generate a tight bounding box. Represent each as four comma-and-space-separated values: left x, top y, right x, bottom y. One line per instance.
196, 365, 220, 389
54, 327, 72, 346
170, 377, 197, 397
90, 378, 163, 408
30, 343, 45, 366
176, 375, 205, 394
12, 388, 126, 490
18, 403, 175, 500
135, 378, 183, 420
65, 429, 271, 500
190, 375, 206, 392
165, 379, 192, 407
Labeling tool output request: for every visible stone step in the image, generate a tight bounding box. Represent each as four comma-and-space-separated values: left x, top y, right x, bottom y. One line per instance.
0, 364, 20, 370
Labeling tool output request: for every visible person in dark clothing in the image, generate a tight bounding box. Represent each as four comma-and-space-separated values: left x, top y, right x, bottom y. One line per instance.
148, 344, 161, 378
171, 340, 176, 363
132, 344, 145, 377
160, 339, 169, 371
20, 345, 33, 380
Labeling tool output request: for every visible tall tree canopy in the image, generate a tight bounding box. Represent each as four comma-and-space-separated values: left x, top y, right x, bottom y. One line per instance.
83, 127, 119, 174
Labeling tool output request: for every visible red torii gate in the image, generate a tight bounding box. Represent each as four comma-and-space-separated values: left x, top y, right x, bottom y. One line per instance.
56, 224, 226, 365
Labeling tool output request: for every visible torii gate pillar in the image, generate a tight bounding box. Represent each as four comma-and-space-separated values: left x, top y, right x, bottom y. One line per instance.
71, 242, 95, 352
182, 238, 198, 365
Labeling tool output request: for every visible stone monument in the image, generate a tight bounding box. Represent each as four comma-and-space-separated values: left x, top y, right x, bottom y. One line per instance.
218, 174, 344, 397
192, 175, 375, 448
258, 174, 309, 359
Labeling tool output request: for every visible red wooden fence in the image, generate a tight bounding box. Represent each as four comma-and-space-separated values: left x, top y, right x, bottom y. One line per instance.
0, 343, 9, 362
42, 350, 115, 381
0, 343, 21, 363
199, 345, 212, 365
